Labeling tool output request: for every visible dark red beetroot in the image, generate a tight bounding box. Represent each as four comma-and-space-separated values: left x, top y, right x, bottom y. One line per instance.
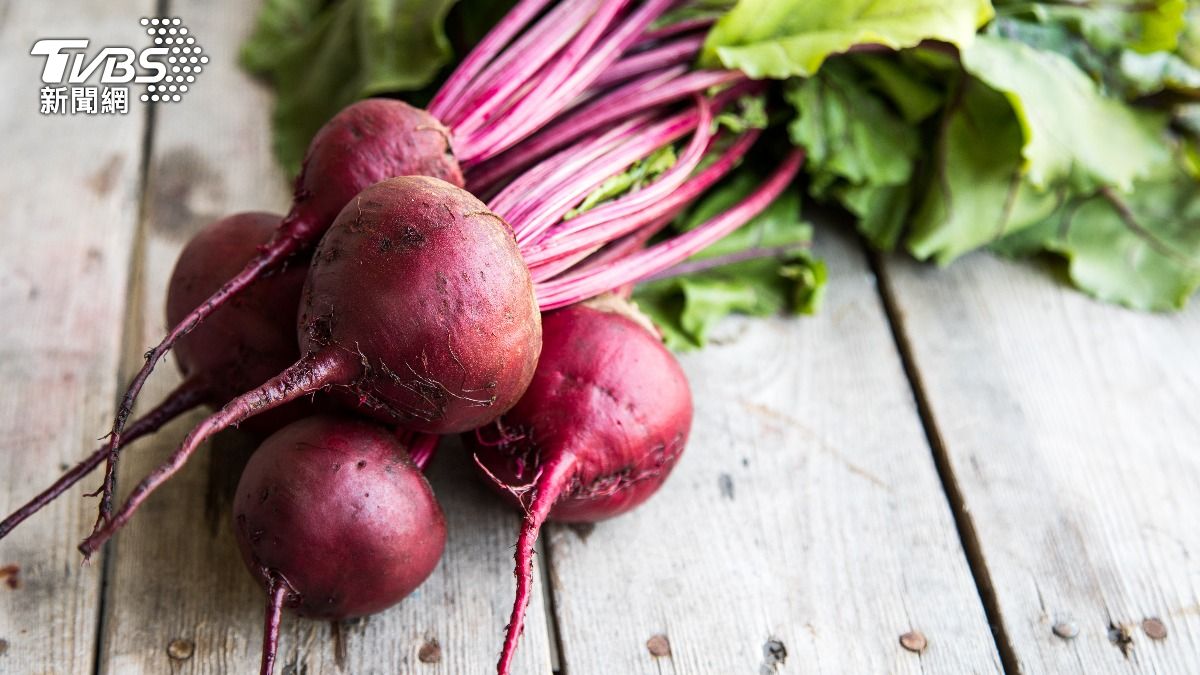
100, 100, 463, 518
165, 212, 316, 434
466, 299, 692, 674
2, 213, 311, 541
233, 416, 446, 674
289, 100, 464, 242
81, 177, 541, 557
299, 176, 541, 433
104, 0, 682, 479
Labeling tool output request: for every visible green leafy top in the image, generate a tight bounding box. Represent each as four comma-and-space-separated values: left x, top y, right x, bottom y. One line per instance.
242, 0, 460, 174
565, 146, 679, 219
742, 0, 1199, 311
243, 0, 1200, 345
701, 0, 994, 78
961, 33, 1169, 190
635, 169, 825, 349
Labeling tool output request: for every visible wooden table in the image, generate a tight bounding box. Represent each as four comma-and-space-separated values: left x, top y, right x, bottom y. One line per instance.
2, 2, 1197, 673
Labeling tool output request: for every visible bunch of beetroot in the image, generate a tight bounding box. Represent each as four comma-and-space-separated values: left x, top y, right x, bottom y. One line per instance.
3, 2, 805, 673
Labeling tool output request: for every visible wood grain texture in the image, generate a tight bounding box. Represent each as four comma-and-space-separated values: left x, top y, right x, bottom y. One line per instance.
96, 2, 293, 671
0, 1, 152, 671
880, 251, 1200, 674
545, 228, 1003, 674
95, 2, 553, 673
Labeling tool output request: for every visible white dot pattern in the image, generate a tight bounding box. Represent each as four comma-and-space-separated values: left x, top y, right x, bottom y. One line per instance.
141, 17, 206, 103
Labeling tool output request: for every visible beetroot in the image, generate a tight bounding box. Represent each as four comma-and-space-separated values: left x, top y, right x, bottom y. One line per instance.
100, 0, 677, 511
232, 416, 446, 674
1, 213, 309, 541
165, 212, 314, 431
81, 176, 541, 557
97, 102, 462, 506
292, 100, 464, 236
466, 299, 693, 674
299, 176, 541, 432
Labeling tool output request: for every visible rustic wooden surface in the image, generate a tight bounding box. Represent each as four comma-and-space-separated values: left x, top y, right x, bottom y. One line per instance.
1, 1, 1198, 674
0, 0, 151, 672
546, 228, 1000, 675
879, 252, 1200, 675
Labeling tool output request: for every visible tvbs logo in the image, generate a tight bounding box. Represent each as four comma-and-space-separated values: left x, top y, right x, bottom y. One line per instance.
31, 17, 206, 114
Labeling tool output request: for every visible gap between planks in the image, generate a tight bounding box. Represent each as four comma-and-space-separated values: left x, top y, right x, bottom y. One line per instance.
867, 246, 1021, 675
91, 1, 166, 673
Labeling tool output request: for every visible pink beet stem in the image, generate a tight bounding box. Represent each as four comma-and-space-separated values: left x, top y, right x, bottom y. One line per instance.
572, 213, 673, 271
488, 116, 651, 221
535, 149, 806, 309
523, 130, 760, 275
528, 211, 678, 284
469, 68, 742, 193
428, 0, 552, 121
260, 574, 290, 675
449, 0, 601, 138
460, 0, 676, 165
532, 0, 681, 118
639, 16, 716, 43
590, 34, 706, 89
455, 0, 632, 162
558, 214, 669, 297
80, 349, 353, 559
499, 81, 763, 253
0, 379, 205, 541
407, 433, 440, 472
643, 243, 812, 282
497, 454, 578, 675
95, 225, 307, 530
523, 94, 713, 252
509, 108, 702, 246
466, 68, 685, 195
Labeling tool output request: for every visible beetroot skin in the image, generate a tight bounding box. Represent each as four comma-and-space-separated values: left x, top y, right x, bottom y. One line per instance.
81, 177, 542, 558
233, 416, 446, 620
467, 300, 693, 674
471, 302, 692, 520
101, 100, 465, 510
166, 212, 316, 434
300, 175, 542, 434
287, 99, 465, 245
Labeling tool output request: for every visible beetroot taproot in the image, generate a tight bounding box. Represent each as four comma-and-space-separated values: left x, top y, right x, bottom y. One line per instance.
467, 299, 692, 674
3, 213, 310, 540
165, 212, 315, 432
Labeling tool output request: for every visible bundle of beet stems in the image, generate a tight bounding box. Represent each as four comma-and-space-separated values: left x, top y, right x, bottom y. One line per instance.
3, 2, 804, 674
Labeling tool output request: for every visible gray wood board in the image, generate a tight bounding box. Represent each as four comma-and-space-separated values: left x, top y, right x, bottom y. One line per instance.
881, 250, 1200, 673
545, 228, 1004, 674
0, 0, 153, 671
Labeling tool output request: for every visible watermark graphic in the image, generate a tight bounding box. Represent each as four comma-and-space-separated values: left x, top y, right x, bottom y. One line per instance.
31, 16, 207, 115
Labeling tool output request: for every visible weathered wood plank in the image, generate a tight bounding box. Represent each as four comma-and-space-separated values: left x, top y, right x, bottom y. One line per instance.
880, 251, 1200, 673
544, 228, 1003, 674
0, 1, 152, 671
96, 2, 553, 673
